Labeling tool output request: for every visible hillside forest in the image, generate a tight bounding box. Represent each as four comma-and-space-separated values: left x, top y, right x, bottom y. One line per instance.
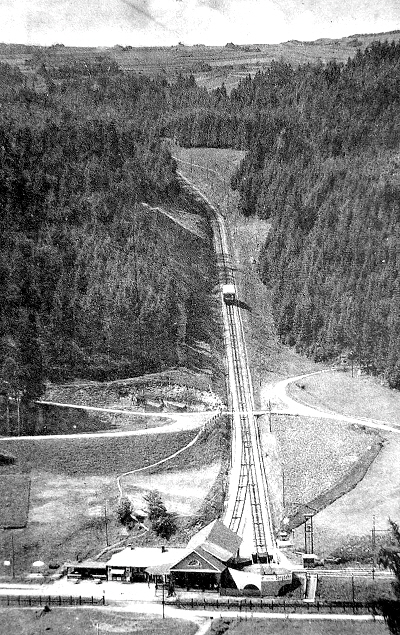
162, 40, 400, 389
1, 40, 399, 434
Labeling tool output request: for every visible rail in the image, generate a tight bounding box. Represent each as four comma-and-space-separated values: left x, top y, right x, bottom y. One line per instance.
176, 170, 277, 560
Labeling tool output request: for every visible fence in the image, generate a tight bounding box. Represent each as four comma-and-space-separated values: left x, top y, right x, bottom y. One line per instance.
0, 595, 105, 608
173, 596, 381, 615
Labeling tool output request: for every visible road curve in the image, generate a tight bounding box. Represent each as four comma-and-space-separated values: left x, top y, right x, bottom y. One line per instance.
265, 370, 400, 435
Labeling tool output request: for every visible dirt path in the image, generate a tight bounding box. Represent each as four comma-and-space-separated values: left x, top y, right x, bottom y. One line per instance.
263, 371, 400, 435
116, 428, 203, 499
0, 410, 210, 441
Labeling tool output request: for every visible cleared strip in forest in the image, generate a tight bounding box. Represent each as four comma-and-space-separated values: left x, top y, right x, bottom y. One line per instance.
141, 202, 208, 239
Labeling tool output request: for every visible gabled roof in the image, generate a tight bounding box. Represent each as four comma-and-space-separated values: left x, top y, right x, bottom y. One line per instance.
187, 520, 242, 563
171, 546, 226, 573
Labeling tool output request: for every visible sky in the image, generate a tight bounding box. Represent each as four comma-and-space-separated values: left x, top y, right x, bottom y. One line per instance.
0, 0, 399, 47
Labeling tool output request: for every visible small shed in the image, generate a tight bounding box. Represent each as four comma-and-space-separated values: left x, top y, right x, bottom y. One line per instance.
65, 560, 107, 581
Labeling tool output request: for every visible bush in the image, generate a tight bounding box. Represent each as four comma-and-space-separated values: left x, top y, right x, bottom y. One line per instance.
116, 497, 133, 526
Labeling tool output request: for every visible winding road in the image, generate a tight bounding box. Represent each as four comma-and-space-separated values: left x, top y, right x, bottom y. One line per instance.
264, 371, 400, 435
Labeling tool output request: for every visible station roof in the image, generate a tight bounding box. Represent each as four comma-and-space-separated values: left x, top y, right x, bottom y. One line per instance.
187, 520, 242, 563
65, 561, 107, 570
106, 547, 186, 569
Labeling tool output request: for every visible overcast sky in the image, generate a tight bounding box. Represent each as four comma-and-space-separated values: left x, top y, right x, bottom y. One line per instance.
1, 0, 399, 47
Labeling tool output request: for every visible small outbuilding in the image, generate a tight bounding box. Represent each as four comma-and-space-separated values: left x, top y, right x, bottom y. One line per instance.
65, 560, 107, 581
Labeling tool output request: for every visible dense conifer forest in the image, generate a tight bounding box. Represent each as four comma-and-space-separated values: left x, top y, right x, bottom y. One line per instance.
0, 59, 215, 427
163, 40, 400, 389
1, 39, 400, 429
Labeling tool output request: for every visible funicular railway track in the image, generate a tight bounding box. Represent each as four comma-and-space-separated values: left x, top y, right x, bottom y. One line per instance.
214, 214, 276, 560
176, 170, 277, 561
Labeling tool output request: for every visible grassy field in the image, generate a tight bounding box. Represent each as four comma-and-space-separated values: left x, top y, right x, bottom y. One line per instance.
0, 426, 223, 574
288, 372, 400, 426
0, 608, 197, 635
0, 473, 30, 528
270, 414, 380, 513
317, 577, 395, 603
0, 430, 196, 476
217, 617, 389, 634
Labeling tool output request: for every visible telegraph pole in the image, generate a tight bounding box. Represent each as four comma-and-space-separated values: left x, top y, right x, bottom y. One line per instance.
104, 501, 109, 547
11, 534, 15, 578
372, 515, 376, 580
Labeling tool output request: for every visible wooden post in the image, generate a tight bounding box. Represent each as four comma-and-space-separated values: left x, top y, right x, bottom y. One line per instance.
104, 501, 109, 547
11, 534, 15, 579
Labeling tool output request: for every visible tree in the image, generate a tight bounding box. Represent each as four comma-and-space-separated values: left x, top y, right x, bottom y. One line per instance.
116, 497, 134, 526
377, 520, 400, 633
152, 512, 178, 541
143, 490, 178, 540
143, 490, 167, 522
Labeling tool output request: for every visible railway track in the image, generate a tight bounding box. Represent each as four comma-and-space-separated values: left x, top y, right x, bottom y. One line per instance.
177, 170, 278, 562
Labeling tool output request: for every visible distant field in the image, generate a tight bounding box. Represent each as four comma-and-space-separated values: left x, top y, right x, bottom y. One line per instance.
3, 31, 400, 92
0, 473, 30, 528
289, 372, 400, 426
0, 609, 197, 635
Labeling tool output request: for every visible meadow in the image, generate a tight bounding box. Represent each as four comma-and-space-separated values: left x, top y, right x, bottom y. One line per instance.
0, 608, 197, 635
0, 473, 30, 528
218, 617, 389, 634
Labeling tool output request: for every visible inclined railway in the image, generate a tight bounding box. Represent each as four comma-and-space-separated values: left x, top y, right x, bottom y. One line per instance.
177, 171, 278, 563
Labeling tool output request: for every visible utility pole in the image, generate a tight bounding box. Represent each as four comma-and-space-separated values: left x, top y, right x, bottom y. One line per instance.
267, 400, 272, 433
372, 515, 376, 580
11, 534, 15, 579
162, 575, 165, 619
304, 514, 314, 554
104, 501, 109, 547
